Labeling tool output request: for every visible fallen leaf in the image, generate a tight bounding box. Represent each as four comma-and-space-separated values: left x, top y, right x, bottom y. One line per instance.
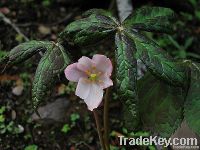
0, 75, 19, 82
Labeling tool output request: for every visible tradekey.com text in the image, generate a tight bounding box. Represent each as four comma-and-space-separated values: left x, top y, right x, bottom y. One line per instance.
118, 135, 199, 149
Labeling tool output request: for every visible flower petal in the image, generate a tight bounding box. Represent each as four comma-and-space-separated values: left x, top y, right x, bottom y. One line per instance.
75, 78, 91, 99
77, 56, 94, 72
64, 63, 87, 82
84, 83, 103, 111
92, 54, 112, 76
98, 74, 113, 89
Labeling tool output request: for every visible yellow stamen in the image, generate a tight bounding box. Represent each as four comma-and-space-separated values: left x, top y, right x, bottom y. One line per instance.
90, 74, 97, 80
89, 73, 97, 81
118, 26, 124, 32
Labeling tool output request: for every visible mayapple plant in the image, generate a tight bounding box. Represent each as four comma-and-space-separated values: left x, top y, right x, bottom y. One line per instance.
1, 6, 200, 149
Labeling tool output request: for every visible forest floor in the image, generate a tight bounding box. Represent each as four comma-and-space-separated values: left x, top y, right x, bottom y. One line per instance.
0, 0, 200, 150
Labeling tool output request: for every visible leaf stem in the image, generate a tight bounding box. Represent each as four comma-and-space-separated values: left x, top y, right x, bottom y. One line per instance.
103, 88, 111, 150
93, 109, 106, 150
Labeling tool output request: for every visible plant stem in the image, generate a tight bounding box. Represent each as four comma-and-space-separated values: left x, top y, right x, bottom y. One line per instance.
103, 88, 111, 150
93, 109, 106, 150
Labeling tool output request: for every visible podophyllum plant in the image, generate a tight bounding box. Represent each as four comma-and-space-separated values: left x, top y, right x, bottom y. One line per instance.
1, 7, 200, 149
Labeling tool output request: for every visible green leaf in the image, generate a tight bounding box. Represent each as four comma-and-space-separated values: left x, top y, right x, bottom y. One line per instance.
82, 9, 114, 18
24, 145, 38, 150
0, 106, 6, 114
61, 124, 71, 133
110, 145, 120, 150
0, 128, 6, 134
1, 41, 52, 64
184, 37, 194, 50
123, 7, 175, 33
184, 62, 200, 136
138, 72, 185, 138
70, 113, 80, 122
115, 32, 139, 130
59, 10, 118, 46
32, 43, 70, 109
0, 50, 8, 59
130, 131, 150, 137
125, 29, 188, 87
0, 115, 5, 123
148, 145, 156, 150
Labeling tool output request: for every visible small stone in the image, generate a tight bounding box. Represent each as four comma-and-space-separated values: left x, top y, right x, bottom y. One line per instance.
38, 25, 51, 35
60, 7, 66, 12
31, 98, 69, 123
51, 34, 57, 40
11, 110, 16, 120
12, 85, 23, 96
17, 124, 24, 133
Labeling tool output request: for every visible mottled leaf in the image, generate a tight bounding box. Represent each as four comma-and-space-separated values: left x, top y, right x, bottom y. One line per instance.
82, 9, 113, 18
32, 43, 70, 109
1, 40, 52, 64
125, 29, 188, 87
184, 62, 200, 136
123, 7, 175, 33
115, 32, 139, 130
138, 72, 185, 138
59, 11, 118, 46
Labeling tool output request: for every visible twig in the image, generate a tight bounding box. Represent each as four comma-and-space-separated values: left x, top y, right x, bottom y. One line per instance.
103, 88, 111, 150
16, 22, 40, 27
0, 12, 43, 56
0, 12, 29, 42
93, 109, 106, 150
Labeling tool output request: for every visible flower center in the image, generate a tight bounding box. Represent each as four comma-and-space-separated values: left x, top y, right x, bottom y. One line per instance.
89, 73, 97, 81
117, 26, 124, 32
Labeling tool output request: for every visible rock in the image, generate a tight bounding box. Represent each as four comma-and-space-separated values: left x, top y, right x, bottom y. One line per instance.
31, 98, 69, 122
171, 121, 200, 150
17, 124, 24, 133
12, 85, 23, 96
11, 110, 16, 120
38, 25, 51, 35
50, 34, 57, 40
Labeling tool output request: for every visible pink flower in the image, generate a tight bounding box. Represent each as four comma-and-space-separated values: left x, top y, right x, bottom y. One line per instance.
64, 54, 113, 111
